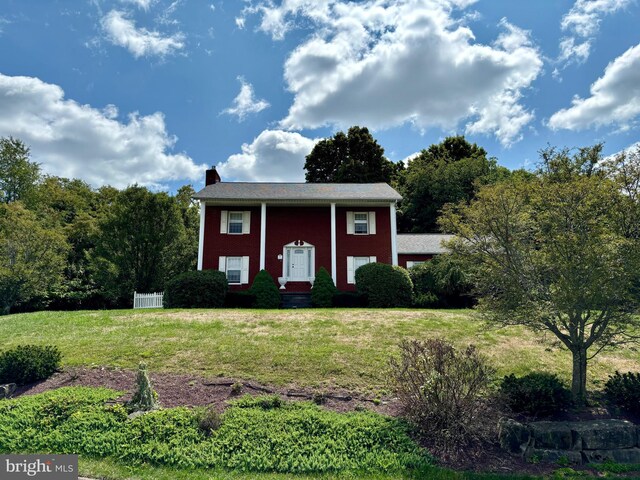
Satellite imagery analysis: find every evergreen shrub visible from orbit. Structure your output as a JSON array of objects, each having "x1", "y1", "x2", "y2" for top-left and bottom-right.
[
  {"x1": 249, "y1": 270, "x2": 280, "y2": 309},
  {"x1": 0, "y1": 345, "x2": 61, "y2": 385},
  {"x1": 355, "y1": 263, "x2": 412, "y2": 307},
  {"x1": 311, "y1": 267, "x2": 336, "y2": 307},
  {"x1": 164, "y1": 270, "x2": 227, "y2": 308}
]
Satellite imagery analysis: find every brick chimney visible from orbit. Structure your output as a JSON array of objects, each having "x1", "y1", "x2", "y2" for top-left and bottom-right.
[{"x1": 205, "y1": 166, "x2": 221, "y2": 186}]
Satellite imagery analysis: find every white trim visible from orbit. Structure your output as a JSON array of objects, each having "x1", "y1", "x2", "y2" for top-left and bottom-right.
[
  {"x1": 347, "y1": 256, "x2": 355, "y2": 284},
  {"x1": 281, "y1": 241, "x2": 315, "y2": 283},
  {"x1": 220, "y1": 210, "x2": 228, "y2": 234},
  {"x1": 369, "y1": 211, "x2": 376, "y2": 235},
  {"x1": 218, "y1": 256, "x2": 226, "y2": 272},
  {"x1": 260, "y1": 202, "x2": 266, "y2": 270},
  {"x1": 242, "y1": 211, "x2": 251, "y2": 234},
  {"x1": 330, "y1": 203, "x2": 337, "y2": 285},
  {"x1": 198, "y1": 201, "x2": 205, "y2": 270},
  {"x1": 241, "y1": 256, "x2": 250, "y2": 284},
  {"x1": 390, "y1": 202, "x2": 398, "y2": 266},
  {"x1": 346, "y1": 211, "x2": 354, "y2": 235}
]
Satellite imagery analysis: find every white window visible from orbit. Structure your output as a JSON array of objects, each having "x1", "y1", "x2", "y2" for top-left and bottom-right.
[
  {"x1": 346, "y1": 211, "x2": 376, "y2": 235},
  {"x1": 346, "y1": 255, "x2": 377, "y2": 284},
  {"x1": 406, "y1": 261, "x2": 425, "y2": 269},
  {"x1": 220, "y1": 210, "x2": 251, "y2": 234},
  {"x1": 218, "y1": 256, "x2": 250, "y2": 284},
  {"x1": 354, "y1": 213, "x2": 368, "y2": 234}
]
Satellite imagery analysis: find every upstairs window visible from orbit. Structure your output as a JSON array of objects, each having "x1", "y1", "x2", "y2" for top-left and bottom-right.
[
  {"x1": 220, "y1": 210, "x2": 250, "y2": 234},
  {"x1": 346, "y1": 211, "x2": 376, "y2": 235}
]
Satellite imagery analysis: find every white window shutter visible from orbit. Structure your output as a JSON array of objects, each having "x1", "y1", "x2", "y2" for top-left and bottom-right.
[
  {"x1": 242, "y1": 211, "x2": 251, "y2": 234},
  {"x1": 346, "y1": 211, "x2": 354, "y2": 234},
  {"x1": 369, "y1": 211, "x2": 376, "y2": 234},
  {"x1": 347, "y1": 256, "x2": 355, "y2": 284},
  {"x1": 218, "y1": 256, "x2": 226, "y2": 272},
  {"x1": 220, "y1": 210, "x2": 228, "y2": 234},
  {"x1": 241, "y1": 256, "x2": 250, "y2": 284},
  {"x1": 370, "y1": 256, "x2": 377, "y2": 263}
]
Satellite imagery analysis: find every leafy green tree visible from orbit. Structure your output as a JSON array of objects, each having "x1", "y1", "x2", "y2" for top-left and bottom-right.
[
  {"x1": 0, "y1": 137, "x2": 41, "y2": 205},
  {"x1": 440, "y1": 145, "x2": 640, "y2": 405},
  {"x1": 304, "y1": 126, "x2": 400, "y2": 183},
  {"x1": 398, "y1": 136, "x2": 511, "y2": 233},
  {"x1": 93, "y1": 186, "x2": 188, "y2": 306},
  {"x1": 0, "y1": 203, "x2": 68, "y2": 314}
]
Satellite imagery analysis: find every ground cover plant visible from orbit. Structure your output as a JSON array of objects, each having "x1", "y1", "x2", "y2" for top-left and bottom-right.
[
  {"x1": 0, "y1": 387, "x2": 432, "y2": 475},
  {"x1": 1, "y1": 309, "x2": 637, "y2": 394}
]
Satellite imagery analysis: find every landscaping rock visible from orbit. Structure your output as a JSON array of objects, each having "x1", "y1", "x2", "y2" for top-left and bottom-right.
[
  {"x1": 530, "y1": 421, "x2": 574, "y2": 450},
  {"x1": 571, "y1": 420, "x2": 637, "y2": 450},
  {"x1": 0, "y1": 383, "x2": 16, "y2": 399},
  {"x1": 582, "y1": 448, "x2": 640, "y2": 464},
  {"x1": 498, "y1": 418, "x2": 531, "y2": 454},
  {"x1": 526, "y1": 449, "x2": 582, "y2": 465}
]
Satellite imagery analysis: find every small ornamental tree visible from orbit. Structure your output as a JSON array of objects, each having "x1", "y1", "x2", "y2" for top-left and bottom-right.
[
  {"x1": 127, "y1": 362, "x2": 158, "y2": 412},
  {"x1": 355, "y1": 263, "x2": 413, "y2": 307},
  {"x1": 249, "y1": 270, "x2": 281, "y2": 309},
  {"x1": 311, "y1": 267, "x2": 336, "y2": 307}
]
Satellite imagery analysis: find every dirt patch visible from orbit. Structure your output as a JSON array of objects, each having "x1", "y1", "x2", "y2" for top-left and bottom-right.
[{"x1": 13, "y1": 366, "x2": 400, "y2": 415}]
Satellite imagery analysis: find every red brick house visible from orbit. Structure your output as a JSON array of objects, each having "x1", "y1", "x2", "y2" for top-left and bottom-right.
[{"x1": 194, "y1": 167, "x2": 451, "y2": 293}]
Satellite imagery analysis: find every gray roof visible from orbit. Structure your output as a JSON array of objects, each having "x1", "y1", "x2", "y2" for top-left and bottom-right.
[
  {"x1": 397, "y1": 234, "x2": 455, "y2": 254},
  {"x1": 194, "y1": 182, "x2": 402, "y2": 202}
]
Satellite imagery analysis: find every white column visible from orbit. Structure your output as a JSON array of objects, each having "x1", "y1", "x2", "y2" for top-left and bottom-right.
[
  {"x1": 330, "y1": 203, "x2": 337, "y2": 285},
  {"x1": 260, "y1": 202, "x2": 267, "y2": 271},
  {"x1": 390, "y1": 202, "x2": 398, "y2": 266},
  {"x1": 197, "y1": 201, "x2": 205, "y2": 270}
]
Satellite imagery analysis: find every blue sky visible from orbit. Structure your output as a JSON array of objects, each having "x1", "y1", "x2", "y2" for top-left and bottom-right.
[{"x1": 0, "y1": 0, "x2": 639, "y2": 191}]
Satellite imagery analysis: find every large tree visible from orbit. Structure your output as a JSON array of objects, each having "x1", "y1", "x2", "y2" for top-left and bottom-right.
[
  {"x1": 0, "y1": 137, "x2": 40, "y2": 205},
  {"x1": 304, "y1": 126, "x2": 400, "y2": 183},
  {"x1": 399, "y1": 136, "x2": 511, "y2": 233},
  {"x1": 0, "y1": 203, "x2": 68, "y2": 314},
  {"x1": 440, "y1": 145, "x2": 640, "y2": 405},
  {"x1": 93, "y1": 185, "x2": 191, "y2": 306}
]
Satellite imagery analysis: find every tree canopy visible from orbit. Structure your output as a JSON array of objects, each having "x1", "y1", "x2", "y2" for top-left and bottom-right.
[
  {"x1": 0, "y1": 137, "x2": 40, "y2": 205},
  {"x1": 440, "y1": 144, "x2": 640, "y2": 404},
  {"x1": 398, "y1": 136, "x2": 512, "y2": 233},
  {"x1": 304, "y1": 126, "x2": 400, "y2": 183}
]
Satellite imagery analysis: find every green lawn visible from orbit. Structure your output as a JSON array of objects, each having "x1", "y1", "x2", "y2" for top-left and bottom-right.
[{"x1": 2, "y1": 308, "x2": 638, "y2": 393}]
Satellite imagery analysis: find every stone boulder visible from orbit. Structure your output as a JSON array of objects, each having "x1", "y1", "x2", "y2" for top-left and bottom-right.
[
  {"x1": 530, "y1": 421, "x2": 575, "y2": 450},
  {"x1": 0, "y1": 383, "x2": 16, "y2": 399},
  {"x1": 572, "y1": 420, "x2": 637, "y2": 450},
  {"x1": 498, "y1": 418, "x2": 531, "y2": 454}
]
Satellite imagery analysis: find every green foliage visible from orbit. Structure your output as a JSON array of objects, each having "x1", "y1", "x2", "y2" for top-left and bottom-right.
[
  {"x1": 604, "y1": 371, "x2": 640, "y2": 416},
  {"x1": 311, "y1": 267, "x2": 336, "y2": 307},
  {"x1": 164, "y1": 270, "x2": 228, "y2": 308},
  {"x1": 499, "y1": 373, "x2": 573, "y2": 418},
  {"x1": 398, "y1": 136, "x2": 511, "y2": 233},
  {"x1": 440, "y1": 144, "x2": 640, "y2": 404},
  {"x1": 409, "y1": 255, "x2": 473, "y2": 308},
  {"x1": 127, "y1": 362, "x2": 158, "y2": 412},
  {"x1": 0, "y1": 203, "x2": 69, "y2": 314},
  {"x1": 224, "y1": 291, "x2": 256, "y2": 308},
  {"x1": 196, "y1": 405, "x2": 222, "y2": 435},
  {"x1": 304, "y1": 126, "x2": 401, "y2": 184},
  {"x1": 0, "y1": 387, "x2": 432, "y2": 475},
  {"x1": 355, "y1": 263, "x2": 412, "y2": 308},
  {"x1": 93, "y1": 185, "x2": 195, "y2": 307},
  {"x1": 0, "y1": 344, "x2": 62, "y2": 385},
  {"x1": 249, "y1": 270, "x2": 281, "y2": 309},
  {"x1": 389, "y1": 338, "x2": 495, "y2": 455},
  {"x1": 0, "y1": 137, "x2": 40, "y2": 205},
  {"x1": 230, "y1": 394, "x2": 283, "y2": 410}
]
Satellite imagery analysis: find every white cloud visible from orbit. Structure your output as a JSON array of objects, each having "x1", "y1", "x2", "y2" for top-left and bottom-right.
[
  {"x1": 217, "y1": 130, "x2": 318, "y2": 181},
  {"x1": 558, "y1": 0, "x2": 633, "y2": 65},
  {"x1": 120, "y1": 0, "x2": 155, "y2": 11},
  {"x1": 101, "y1": 10, "x2": 184, "y2": 58},
  {"x1": 548, "y1": 43, "x2": 640, "y2": 131},
  {"x1": 221, "y1": 77, "x2": 270, "y2": 121},
  {"x1": 0, "y1": 73, "x2": 206, "y2": 189},
  {"x1": 250, "y1": 0, "x2": 541, "y2": 146}
]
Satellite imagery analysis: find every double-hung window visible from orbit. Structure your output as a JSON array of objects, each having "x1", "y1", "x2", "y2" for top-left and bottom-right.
[
  {"x1": 346, "y1": 255, "x2": 377, "y2": 284},
  {"x1": 228, "y1": 212, "x2": 244, "y2": 234},
  {"x1": 354, "y1": 213, "x2": 368, "y2": 234},
  {"x1": 226, "y1": 257, "x2": 242, "y2": 284}
]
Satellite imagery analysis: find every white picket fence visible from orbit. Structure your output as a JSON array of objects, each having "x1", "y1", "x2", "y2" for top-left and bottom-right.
[{"x1": 133, "y1": 291, "x2": 164, "y2": 309}]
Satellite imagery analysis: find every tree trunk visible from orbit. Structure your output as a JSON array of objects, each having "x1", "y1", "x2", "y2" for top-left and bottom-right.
[{"x1": 571, "y1": 347, "x2": 588, "y2": 407}]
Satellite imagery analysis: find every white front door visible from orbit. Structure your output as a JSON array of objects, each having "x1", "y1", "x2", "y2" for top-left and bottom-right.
[{"x1": 289, "y1": 248, "x2": 308, "y2": 281}]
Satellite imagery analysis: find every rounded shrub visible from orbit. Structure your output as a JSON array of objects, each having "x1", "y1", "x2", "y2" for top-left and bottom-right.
[
  {"x1": 311, "y1": 267, "x2": 336, "y2": 307},
  {"x1": 499, "y1": 372, "x2": 573, "y2": 418},
  {"x1": 0, "y1": 345, "x2": 62, "y2": 385},
  {"x1": 355, "y1": 263, "x2": 412, "y2": 308},
  {"x1": 604, "y1": 371, "x2": 640, "y2": 417},
  {"x1": 164, "y1": 270, "x2": 228, "y2": 308},
  {"x1": 249, "y1": 270, "x2": 281, "y2": 309}
]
